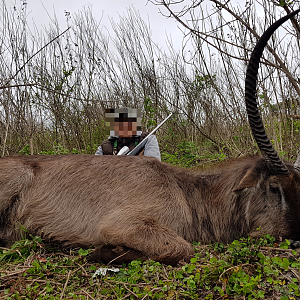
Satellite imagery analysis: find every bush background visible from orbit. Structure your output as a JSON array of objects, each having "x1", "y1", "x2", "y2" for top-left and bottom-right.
[
  {"x1": 1, "y1": 0, "x2": 300, "y2": 166},
  {"x1": 1, "y1": 1, "x2": 300, "y2": 298}
]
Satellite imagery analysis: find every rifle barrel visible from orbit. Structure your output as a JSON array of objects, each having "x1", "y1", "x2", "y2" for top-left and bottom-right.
[{"x1": 127, "y1": 113, "x2": 173, "y2": 156}]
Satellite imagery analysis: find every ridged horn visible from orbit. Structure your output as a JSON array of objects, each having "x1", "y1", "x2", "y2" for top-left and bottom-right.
[
  {"x1": 245, "y1": 9, "x2": 300, "y2": 176},
  {"x1": 294, "y1": 151, "x2": 300, "y2": 172}
]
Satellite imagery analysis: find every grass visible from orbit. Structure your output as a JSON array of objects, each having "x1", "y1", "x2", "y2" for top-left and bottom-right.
[{"x1": 1, "y1": 234, "x2": 300, "y2": 299}]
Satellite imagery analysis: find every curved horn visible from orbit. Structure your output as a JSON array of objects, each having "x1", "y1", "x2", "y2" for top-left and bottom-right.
[
  {"x1": 294, "y1": 152, "x2": 300, "y2": 172},
  {"x1": 245, "y1": 9, "x2": 300, "y2": 176}
]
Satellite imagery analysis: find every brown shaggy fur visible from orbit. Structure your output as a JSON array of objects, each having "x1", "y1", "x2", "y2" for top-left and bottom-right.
[{"x1": 0, "y1": 154, "x2": 300, "y2": 266}]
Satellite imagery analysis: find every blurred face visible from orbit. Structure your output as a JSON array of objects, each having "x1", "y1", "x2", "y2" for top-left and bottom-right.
[
  {"x1": 105, "y1": 108, "x2": 141, "y2": 137},
  {"x1": 114, "y1": 121, "x2": 137, "y2": 137}
]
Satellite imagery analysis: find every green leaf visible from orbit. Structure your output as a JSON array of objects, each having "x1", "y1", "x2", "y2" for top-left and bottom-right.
[
  {"x1": 279, "y1": 242, "x2": 289, "y2": 249},
  {"x1": 281, "y1": 257, "x2": 290, "y2": 269},
  {"x1": 78, "y1": 248, "x2": 89, "y2": 256},
  {"x1": 267, "y1": 277, "x2": 273, "y2": 284},
  {"x1": 257, "y1": 290, "x2": 265, "y2": 298},
  {"x1": 190, "y1": 257, "x2": 197, "y2": 264}
]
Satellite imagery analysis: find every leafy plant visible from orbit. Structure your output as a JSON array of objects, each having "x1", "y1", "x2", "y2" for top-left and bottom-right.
[
  {"x1": 1, "y1": 234, "x2": 299, "y2": 299},
  {"x1": 0, "y1": 231, "x2": 42, "y2": 263},
  {"x1": 18, "y1": 144, "x2": 31, "y2": 155},
  {"x1": 143, "y1": 96, "x2": 157, "y2": 129}
]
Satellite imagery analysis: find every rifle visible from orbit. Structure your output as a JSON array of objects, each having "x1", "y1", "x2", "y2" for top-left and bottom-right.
[{"x1": 117, "y1": 113, "x2": 173, "y2": 156}]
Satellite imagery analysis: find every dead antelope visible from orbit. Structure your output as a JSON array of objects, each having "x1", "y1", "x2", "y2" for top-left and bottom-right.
[{"x1": 1, "y1": 10, "x2": 300, "y2": 266}]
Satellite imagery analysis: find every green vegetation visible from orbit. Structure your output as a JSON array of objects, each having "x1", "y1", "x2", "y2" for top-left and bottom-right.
[
  {"x1": 19, "y1": 143, "x2": 100, "y2": 156},
  {"x1": 2, "y1": 0, "x2": 300, "y2": 162},
  {"x1": 161, "y1": 140, "x2": 228, "y2": 168},
  {"x1": 1, "y1": 234, "x2": 299, "y2": 299},
  {"x1": 1, "y1": 2, "x2": 300, "y2": 298}
]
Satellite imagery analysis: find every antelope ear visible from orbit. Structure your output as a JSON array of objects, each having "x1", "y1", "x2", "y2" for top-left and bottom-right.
[{"x1": 233, "y1": 168, "x2": 260, "y2": 193}]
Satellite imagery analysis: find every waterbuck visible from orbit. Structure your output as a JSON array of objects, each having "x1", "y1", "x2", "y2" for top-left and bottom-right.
[{"x1": 1, "y1": 10, "x2": 300, "y2": 266}]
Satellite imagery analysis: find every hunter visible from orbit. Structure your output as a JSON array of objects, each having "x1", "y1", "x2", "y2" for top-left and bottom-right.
[{"x1": 95, "y1": 107, "x2": 161, "y2": 160}]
